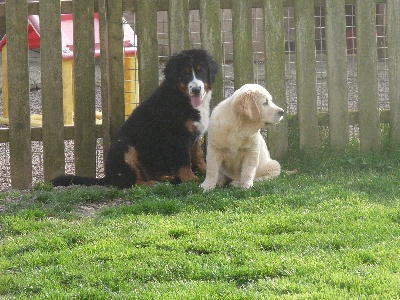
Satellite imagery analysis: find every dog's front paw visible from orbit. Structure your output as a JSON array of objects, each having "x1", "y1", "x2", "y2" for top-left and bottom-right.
[
  {"x1": 200, "y1": 181, "x2": 215, "y2": 192},
  {"x1": 241, "y1": 181, "x2": 253, "y2": 189},
  {"x1": 231, "y1": 180, "x2": 253, "y2": 189},
  {"x1": 177, "y1": 166, "x2": 199, "y2": 182}
]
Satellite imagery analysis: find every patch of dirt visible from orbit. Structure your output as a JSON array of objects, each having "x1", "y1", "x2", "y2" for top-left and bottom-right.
[
  {"x1": 0, "y1": 188, "x2": 132, "y2": 218},
  {"x1": 75, "y1": 199, "x2": 133, "y2": 218}
]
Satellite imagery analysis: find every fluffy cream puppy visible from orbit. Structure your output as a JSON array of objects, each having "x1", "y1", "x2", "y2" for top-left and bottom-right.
[{"x1": 201, "y1": 84, "x2": 284, "y2": 191}]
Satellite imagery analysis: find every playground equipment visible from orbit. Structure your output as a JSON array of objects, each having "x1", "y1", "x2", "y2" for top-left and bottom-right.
[{"x1": 0, "y1": 14, "x2": 138, "y2": 127}]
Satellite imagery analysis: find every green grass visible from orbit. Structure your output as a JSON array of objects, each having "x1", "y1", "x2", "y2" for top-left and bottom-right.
[{"x1": 1, "y1": 149, "x2": 400, "y2": 299}]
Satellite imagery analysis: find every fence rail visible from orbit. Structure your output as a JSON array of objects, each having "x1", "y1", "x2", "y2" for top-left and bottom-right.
[{"x1": 0, "y1": 0, "x2": 399, "y2": 189}]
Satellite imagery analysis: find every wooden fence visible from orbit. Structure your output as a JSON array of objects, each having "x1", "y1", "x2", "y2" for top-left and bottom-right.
[{"x1": 0, "y1": 0, "x2": 399, "y2": 189}]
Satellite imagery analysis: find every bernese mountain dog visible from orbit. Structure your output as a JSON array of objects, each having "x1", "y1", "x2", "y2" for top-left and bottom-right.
[{"x1": 51, "y1": 49, "x2": 218, "y2": 189}]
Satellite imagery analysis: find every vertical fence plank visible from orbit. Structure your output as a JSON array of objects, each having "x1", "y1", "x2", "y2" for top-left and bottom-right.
[
  {"x1": 136, "y1": 0, "x2": 159, "y2": 101},
  {"x1": 387, "y1": 0, "x2": 400, "y2": 148},
  {"x1": 294, "y1": 0, "x2": 319, "y2": 152},
  {"x1": 73, "y1": 0, "x2": 96, "y2": 177},
  {"x1": 232, "y1": 0, "x2": 253, "y2": 90},
  {"x1": 6, "y1": 0, "x2": 32, "y2": 188},
  {"x1": 98, "y1": 0, "x2": 111, "y2": 160},
  {"x1": 40, "y1": 0, "x2": 65, "y2": 181},
  {"x1": 356, "y1": 0, "x2": 381, "y2": 152},
  {"x1": 325, "y1": 0, "x2": 349, "y2": 152},
  {"x1": 168, "y1": 0, "x2": 190, "y2": 55},
  {"x1": 199, "y1": 0, "x2": 224, "y2": 108},
  {"x1": 106, "y1": 0, "x2": 125, "y2": 141},
  {"x1": 263, "y1": 0, "x2": 288, "y2": 159}
]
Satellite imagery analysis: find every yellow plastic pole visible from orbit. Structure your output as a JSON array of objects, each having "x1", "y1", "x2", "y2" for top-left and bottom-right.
[
  {"x1": 124, "y1": 53, "x2": 139, "y2": 118},
  {"x1": 62, "y1": 58, "x2": 74, "y2": 125}
]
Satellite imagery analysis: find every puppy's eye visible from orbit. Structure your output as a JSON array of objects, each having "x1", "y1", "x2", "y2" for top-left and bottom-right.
[
  {"x1": 196, "y1": 64, "x2": 201, "y2": 71},
  {"x1": 263, "y1": 100, "x2": 269, "y2": 106}
]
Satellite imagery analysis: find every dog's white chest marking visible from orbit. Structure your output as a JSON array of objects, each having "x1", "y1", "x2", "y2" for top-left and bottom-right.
[{"x1": 194, "y1": 90, "x2": 212, "y2": 135}]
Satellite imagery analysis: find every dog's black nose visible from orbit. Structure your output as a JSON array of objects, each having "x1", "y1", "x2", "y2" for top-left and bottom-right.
[
  {"x1": 191, "y1": 87, "x2": 201, "y2": 95},
  {"x1": 278, "y1": 109, "x2": 284, "y2": 116}
]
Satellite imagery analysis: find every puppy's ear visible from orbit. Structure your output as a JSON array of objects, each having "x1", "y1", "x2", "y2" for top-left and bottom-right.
[{"x1": 234, "y1": 92, "x2": 260, "y2": 121}]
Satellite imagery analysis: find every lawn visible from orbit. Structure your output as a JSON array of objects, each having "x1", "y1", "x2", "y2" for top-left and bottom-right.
[{"x1": 1, "y1": 149, "x2": 399, "y2": 299}]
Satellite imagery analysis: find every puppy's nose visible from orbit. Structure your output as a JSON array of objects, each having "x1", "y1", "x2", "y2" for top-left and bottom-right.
[
  {"x1": 278, "y1": 109, "x2": 284, "y2": 116},
  {"x1": 191, "y1": 87, "x2": 201, "y2": 95}
]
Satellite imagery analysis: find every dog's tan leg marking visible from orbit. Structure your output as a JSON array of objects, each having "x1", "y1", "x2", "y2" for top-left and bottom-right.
[
  {"x1": 191, "y1": 139, "x2": 206, "y2": 172},
  {"x1": 177, "y1": 165, "x2": 199, "y2": 182},
  {"x1": 185, "y1": 119, "x2": 196, "y2": 133},
  {"x1": 124, "y1": 146, "x2": 158, "y2": 186},
  {"x1": 159, "y1": 175, "x2": 176, "y2": 182},
  {"x1": 137, "y1": 180, "x2": 158, "y2": 186}
]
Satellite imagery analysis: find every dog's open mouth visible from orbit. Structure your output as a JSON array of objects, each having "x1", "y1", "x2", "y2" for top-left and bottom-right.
[
  {"x1": 190, "y1": 95, "x2": 202, "y2": 107},
  {"x1": 188, "y1": 84, "x2": 205, "y2": 108}
]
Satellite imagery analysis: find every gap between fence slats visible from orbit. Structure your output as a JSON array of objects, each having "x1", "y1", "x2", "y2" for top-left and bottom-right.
[
  {"x1": 356, "y1": 0, "x2": 381, "y2": 152},
  {"x1": 232, "y1": 0, "x2": 253, "y2": 90},
  {"x1": 294, "y1": 0, "x2": 320, "y2": 152},
  {"x1": 6, "y1": 0, "x2": 32, "y2": 189},
  {"x1": 40, "y1": 0, "x2": 65, "y2": 182},
  {"x1": 72, "y1": 0, "x2": 97, "y2": 177},
  {"x1": 325, "y1": 0, "x2": 349, "y2": 152},
  {"x1": 98, "y1": 0, "x2": 111, "y2": 161},
  {"x1": 387, "y1": 0, "x2": 400, "y2": 148},
  {"x1": 263, "y1": 0, "x2": 289, "y2": 159}
]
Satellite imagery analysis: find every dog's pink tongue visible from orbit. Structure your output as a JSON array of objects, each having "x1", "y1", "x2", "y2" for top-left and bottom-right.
[{"x1": 191, "y1": 95, "x2": 202, "y2": 108}]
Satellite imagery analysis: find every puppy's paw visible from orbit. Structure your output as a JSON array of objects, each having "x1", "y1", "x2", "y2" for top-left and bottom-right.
[
  {"x1": 177, "y1": 166, "x2": 199, "y2": 182},
  {"x1": 200, "y1": 182, "x2": 215, "y2": 192},
  {"x1": 231, "y1": 180, "x2": 253, "y2": 189},
  {"x1": 241, "y1": 181, "x2": 253, "y2": 189}
]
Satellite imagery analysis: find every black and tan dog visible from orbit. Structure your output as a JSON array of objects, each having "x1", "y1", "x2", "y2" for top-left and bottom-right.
[{"x1": 52, "y1": 49, "x2": 218, "y2": 188}]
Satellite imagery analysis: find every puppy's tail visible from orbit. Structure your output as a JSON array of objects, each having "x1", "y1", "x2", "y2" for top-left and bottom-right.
[{"x1": 51, "y1": 175, "x2": 108, "y2": 187}]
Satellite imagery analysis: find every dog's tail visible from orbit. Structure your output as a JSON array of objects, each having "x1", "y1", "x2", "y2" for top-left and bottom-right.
[{"x1": 50, "y1": 175, "x2": 108, "y2": 187}]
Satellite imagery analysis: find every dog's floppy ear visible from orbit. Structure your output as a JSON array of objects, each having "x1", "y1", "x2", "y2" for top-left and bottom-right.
[
  {"x1": 234, "y1": 92, "x2": 260, "y2": 121},
  {"x1": 163, "y1": 52, "x2": 183, "y2": 86}
]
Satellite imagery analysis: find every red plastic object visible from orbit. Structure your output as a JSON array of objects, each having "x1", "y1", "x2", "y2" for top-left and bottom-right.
[{"x1": 0, "y1": 13, "x2": 137, "y2": 59}]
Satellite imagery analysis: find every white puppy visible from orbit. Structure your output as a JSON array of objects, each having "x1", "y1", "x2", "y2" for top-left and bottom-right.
[{"x1": 200, "y1": 84, "x2": 284, "y2": 191}]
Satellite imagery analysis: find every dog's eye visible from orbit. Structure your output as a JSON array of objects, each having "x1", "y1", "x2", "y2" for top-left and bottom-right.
[
  {"x1": 263, "y1": 100, "x2": 269, "y2": 106},
  {"x1": 196, "y1": 65, "x2": 201, "y2": 71}
]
